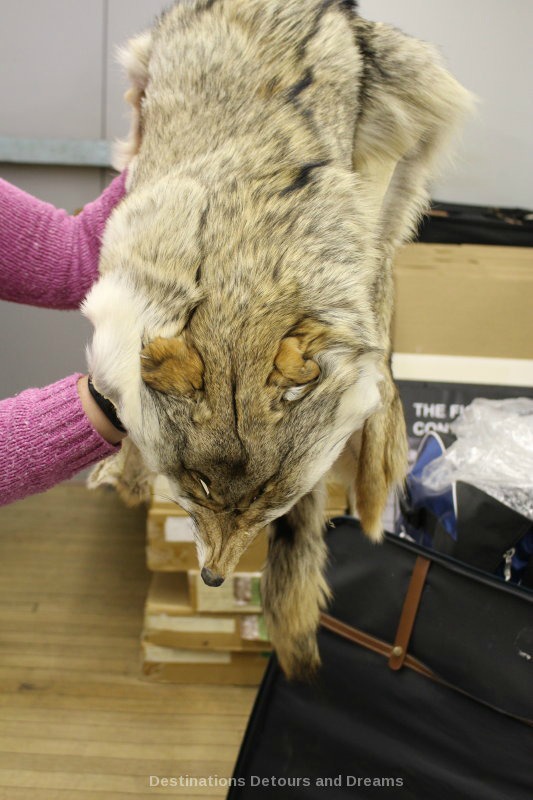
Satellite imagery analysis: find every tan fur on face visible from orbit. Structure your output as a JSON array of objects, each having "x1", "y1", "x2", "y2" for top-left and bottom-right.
[{"x1": 140, "y1": 335, "x2": 204, "y2": 396}]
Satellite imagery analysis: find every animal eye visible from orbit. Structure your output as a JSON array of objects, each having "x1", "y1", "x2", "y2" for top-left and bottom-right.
[
  {"x1": 188, "y1": 469, "x2": 212, "y2": 498},
  {"x1": 251, "y1": 480, "x2": 272, "y2": 504},
  {"x1": 196, "y1": 477, "x2": 210, "y2": 497}
]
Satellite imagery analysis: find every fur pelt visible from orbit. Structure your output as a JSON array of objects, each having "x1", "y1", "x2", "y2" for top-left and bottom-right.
[{"x1": 84, "y1": 0, "x2": 473, "y2": 679}]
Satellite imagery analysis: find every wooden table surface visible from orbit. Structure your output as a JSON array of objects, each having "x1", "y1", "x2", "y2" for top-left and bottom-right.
[{"x1": 0, "y1": 483, "x2": 257, "y2": 799}]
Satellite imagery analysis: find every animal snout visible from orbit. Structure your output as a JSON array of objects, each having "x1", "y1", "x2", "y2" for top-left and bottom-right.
[{"x1": 201, "y1": 566, "x2": 225, "y2": 587}]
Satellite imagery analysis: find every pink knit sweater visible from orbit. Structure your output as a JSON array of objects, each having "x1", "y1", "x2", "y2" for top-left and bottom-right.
[{"x1": 0, "y1": 173, "x2": 127, "y2": 506}]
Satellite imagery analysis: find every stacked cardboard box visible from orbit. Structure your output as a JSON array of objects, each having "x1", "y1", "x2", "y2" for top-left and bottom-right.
[
  {"x1": 142, "y1": 571, "x2": 269, "y2": 685},
  {"x1": 391, "y1": 242, "x2": 533, "y2": 442},
  {"x1": 392, "y1": 243, "x2": 533, "y2": 360},
  {"x1": 142, "y1": 476, "x2": 348, "y2": 684}
]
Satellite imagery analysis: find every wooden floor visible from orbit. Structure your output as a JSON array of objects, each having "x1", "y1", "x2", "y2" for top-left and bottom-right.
[{"x1": 0, "y1": 484, "x2": 258, "y2": 799}]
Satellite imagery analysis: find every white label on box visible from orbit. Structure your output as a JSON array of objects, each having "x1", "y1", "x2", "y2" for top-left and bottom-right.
[
  {"x1": 145, "y1": 614, "x2": 236, "y2": 634},
  {"x1": 240, "y1": 615, "x2": 269, "y2": 641},
  {"x1": 190, "y1": 570, "x2": 263, "y2": 612},
  {"x1": 143, "y1": 643, "x2": 231, "y2": 664},
  {"x1": 164, "y1": 516, "x2": 196, "y2": 543},
  {"x1": 393, "y1": 353, "x2": 533, "y2": 387}
]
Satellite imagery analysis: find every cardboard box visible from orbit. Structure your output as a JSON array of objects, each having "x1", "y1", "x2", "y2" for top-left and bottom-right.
[
  {"x1": 393, "y1": 243, "x2": 533, "y2": 359},
  {"x1": 189, "y1": 570, "x2": 262, "y2": 614},
  {"x1": 391, "y1": 243, "x2": 533, "y2": 452},
  {"x1": 142, "y1": 572, "x2": 270, "y2": 653},
  {"x1": 141, "y1": 643, "x2": 269, "y2": 685},
  {"x1": 386, "y1": 242, "x2": 533, "y2": 530},
  {"x1": 239, "y1": 615, "x2": 269, "y2": 642}
]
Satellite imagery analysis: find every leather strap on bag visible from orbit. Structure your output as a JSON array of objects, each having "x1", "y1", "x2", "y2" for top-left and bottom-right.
[
  {"x1": 388, "y1": 555, "x2": 431, "y2": 670},
  {"x1": 320, "y1": 612, "x2": 435, "y2": 680},
  {"x1": 319, "y1": 611, "x2": 533, "y2": 727}
]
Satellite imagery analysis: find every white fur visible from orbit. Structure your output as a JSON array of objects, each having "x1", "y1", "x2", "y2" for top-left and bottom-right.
[
  {"x1": 82, "y1": 273, "x2": 178, "y2": 440},
  {"x1": 82, "y1": 275, "x2": 144, "y2": 427},
  {"x1": 303, "y1": 355, "x2": 382, "y2": 493},
  {"x1": 194, "y1": 536, "x2": 207, "y2": 569},
  {"x1": 283, "y1": 384, "x2": 316, "y2": 402}
]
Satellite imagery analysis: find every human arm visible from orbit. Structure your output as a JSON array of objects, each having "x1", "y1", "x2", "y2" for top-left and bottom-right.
[
  {"x1": 0, "y1": 172, "x2": 127, "y2": 310},
  {"x1": 0, "y1": 373, "x2": 126, "y2": 507}
]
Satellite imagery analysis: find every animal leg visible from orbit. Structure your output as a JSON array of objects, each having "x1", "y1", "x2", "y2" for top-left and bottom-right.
[
  {"x1": 261, "y1": 481, "x2": 331, "y2": 680},
  {"x1": 354, "y1": 368, "x2": 407, "y2": 541}
]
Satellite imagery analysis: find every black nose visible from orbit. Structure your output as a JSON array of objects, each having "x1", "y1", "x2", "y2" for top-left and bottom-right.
[{"x1": 201, "y1": 567, "x2": 225, "y2": 587}]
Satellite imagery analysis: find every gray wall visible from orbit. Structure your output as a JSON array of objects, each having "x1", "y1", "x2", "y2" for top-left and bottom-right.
[
  {"x1": 360, "y1": 0, "x2": 533, "y2": 208},
  {"x1": 1, "y1": 0, "x2": 532, "y2": 399},
  {"x1": 0, "y1": 0, "x2": 166, "y2": 397}
]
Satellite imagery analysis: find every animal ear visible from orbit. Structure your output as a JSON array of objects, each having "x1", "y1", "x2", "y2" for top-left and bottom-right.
[
  {"x1": 140, "y1": 335, "x2": 204, "y2": 397},
  {"x1": 268, "y1": 319, "x2": 329, "y2": 399},
  {"x1": 112, "y1": 30, "x2": 153, "y2": 170}
]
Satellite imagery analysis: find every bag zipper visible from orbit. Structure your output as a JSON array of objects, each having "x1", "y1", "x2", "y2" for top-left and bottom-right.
[{"x1": 503, "y1": 547, "x2": 516, "y2": 582}]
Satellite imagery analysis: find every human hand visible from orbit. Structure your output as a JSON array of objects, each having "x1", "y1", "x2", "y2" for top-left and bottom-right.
[{"x1": 77, "y1": 375, "x2": 127, "y2": 445}]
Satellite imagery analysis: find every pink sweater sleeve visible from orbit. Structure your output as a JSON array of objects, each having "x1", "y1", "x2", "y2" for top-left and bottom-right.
[
  {"x1": 0, "y1": 171, "x2": 127, "y2": 309},
  {"x1": 0, "y1": 374, "x2": 119, "y2": 507},
  {"x1": 0, "y1": 175, "x2": 127, "y2": 506}
]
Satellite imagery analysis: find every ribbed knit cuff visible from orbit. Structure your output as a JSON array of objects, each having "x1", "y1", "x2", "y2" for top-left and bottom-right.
[
  {"x1": 0, "y1": 171, "x2": 127, "y2": 310},
  {"x1": 0, "y1": 373, "x2": 120, "y2": 507}
]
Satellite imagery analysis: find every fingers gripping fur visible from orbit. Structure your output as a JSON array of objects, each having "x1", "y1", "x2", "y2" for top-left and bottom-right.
[
  {"x1": 262, "y1": 482, "x2": 331, "y2": 680},
  {"x1": 355, "y1": 376, "x2": 407, "y2": 542}
]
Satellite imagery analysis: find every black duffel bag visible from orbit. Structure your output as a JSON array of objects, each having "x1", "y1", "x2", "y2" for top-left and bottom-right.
[
  {"x1": 228, "y1": 519, "x2": 532, "y2": 799},
  {"x1": 416, "y1": 201, "x2": 533, "y2": 246}
]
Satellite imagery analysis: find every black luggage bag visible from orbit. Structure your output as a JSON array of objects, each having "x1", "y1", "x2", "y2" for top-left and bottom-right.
[
  {"x1": 416, "y1": 201, "x2": 533, "y2": 246},
  {"x1": 228, "y1": 519, "x2": 532, "y2": 799}
]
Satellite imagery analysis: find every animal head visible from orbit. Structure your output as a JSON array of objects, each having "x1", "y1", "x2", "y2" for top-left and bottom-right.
[
  {"x1": 83, "y1": 175, "x2": 383, "y2": 581},
  {"x1": 138, "y1": 320, "x2": 382, "y2": 584},
  {"x1": 84, "y1": 283, "x2": 382, "y2": 582}
]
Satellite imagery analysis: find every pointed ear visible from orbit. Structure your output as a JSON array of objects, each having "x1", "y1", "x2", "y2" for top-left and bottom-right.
[
  {"x1": 140, "y1": 335, "x2": 204, "y2": 397},
  {"x1": 268, "y1": 319, "x2": 329, "y2": 398}
]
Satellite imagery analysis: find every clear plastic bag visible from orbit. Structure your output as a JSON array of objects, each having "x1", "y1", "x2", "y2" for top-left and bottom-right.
[{"x1": 420, "y1": 398, "x2": 533, "y2": 520}]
